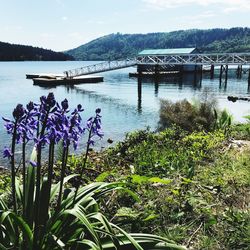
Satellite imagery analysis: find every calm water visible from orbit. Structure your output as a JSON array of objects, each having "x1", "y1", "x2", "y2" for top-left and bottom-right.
[{"x1": 0, "y1": 61, "x2": 250, "y2": 164}]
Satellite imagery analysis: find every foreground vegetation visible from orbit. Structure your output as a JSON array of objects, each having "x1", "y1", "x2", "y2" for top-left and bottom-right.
[
  {"x1": 0, "y1": 94, "x2": 184, "y2": 250},
  {"x1": 66, "y1": 126, "x2": 250, "y2": 249},
  {"x1": 64, "y1": 98, "x2": 249, "y2": 249},
  {"x1": 0, "y1": 96, "x2": 249, "y2": 249}
]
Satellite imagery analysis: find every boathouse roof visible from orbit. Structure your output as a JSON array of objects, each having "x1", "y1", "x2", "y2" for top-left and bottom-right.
[{"x1": 138, "y1": 48, "x2": 196, "y2": 55}]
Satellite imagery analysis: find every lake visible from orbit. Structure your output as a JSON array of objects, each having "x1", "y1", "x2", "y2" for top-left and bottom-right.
[{"x1": 0, "y1": 61, "x2": 250, "y2": 165}]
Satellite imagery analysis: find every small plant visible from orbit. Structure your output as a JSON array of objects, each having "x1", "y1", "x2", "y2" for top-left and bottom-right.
[
  {"x1": 0, "y1": 93, "x2": 185, "y2": 250},
  {"x1": 158, "y1": 98, "x2": 217, "y2": 132}
]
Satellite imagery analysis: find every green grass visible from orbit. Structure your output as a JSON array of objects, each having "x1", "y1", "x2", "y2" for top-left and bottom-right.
[
  {"x1": 80, "y1": 127, "x2": 250, "y2": 250},
  {"x1": 1, "y1": 126, "x2": 249, "y2": 249}
]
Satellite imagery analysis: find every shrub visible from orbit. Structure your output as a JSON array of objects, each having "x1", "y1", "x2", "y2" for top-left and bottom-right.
[{"x1": 158, "y1": 98, "x2": 218, "y2": 132}]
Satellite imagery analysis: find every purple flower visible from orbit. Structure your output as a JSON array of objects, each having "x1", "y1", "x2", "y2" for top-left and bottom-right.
[
  {"x1": 3, "y1": 147, "x2": 12, "y2": 159},
  {"x1": 46, "y1": 93, "x2": 56, "y2": 108},
  {"x1": 12, "y1": 104, "x2": 25, "y2": 120},
  {"x1": 61, "y1": 99, "x2": 69, "y2": 110},
  {"x1": 3, "y1": 94, "x2": 103, "y2": 156},
  {"x1": 95, "y1": 108, "x2": 101, "y2": 114},
  {"x1": 30, "y1": 161, "x2": 37, "y2": 167},
  {"x1": 77, "y1": 104, "x2": 84, "y2": 112},
  {"x1": 26, "y1": 101, "x2": 34, "y2": 112}
]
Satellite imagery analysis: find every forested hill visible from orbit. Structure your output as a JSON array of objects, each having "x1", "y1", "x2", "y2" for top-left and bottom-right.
[
  {"x1": 0, "y1": 41, "x2": 73, "y2": 61},
  {"x1": 66, "y1": 27, "x2": 250, "y2": 60}
]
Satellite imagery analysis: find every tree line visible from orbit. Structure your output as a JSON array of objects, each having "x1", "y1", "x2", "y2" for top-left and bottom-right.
[
  {"x1": 0, "y1": 41, "x2": 73, "y2": 61},
  {"x1": 66, "y1": 27, "x2": 250, "y2": 60}
]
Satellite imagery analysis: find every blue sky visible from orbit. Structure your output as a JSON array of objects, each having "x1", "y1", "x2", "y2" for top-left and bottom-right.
[{"x1": 0, "y1": 0, "x2": 249, "y2": 51}]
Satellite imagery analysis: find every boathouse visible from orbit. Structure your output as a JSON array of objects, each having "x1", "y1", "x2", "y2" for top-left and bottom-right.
[{"x1": 137, "y1": 48, "x2": 200, "y2": 73}]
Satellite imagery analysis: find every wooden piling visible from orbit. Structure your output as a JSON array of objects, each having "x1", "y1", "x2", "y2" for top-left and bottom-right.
[
  {"x1": 248, "y1": 68, "x2": 250, "y2": 90},
  {"x1": 237, "y1": 65, "x2": 243, "y2": 79},
  {"x1": 154, "y1": 78, "x2": 159, "y2": 97},
  {"x1": 225, "y1": 65, "x2": 228, "y2": 85},
  {"x1": 137, "y1": 77, "x2": 142, "y2": 112},
  {"x1": 137, "y1": 65, "x2": 142, "y2": 76},
  {"x1": 194, "y1": 65, "x2": 198, "y2": 85},
  {"x1": 210, "y1": 65, "x2": 214, "y2": 79},
  {"x1": 219, "y1": 65, "x2": 223, "y2": 86}
]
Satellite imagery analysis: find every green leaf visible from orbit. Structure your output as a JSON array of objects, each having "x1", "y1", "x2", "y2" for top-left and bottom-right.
[
  {"x1": 95, "y1": 172, "x2": 113, "y2": 182},
  {"x1": 130, "y1": 175, "x2": 149, "y2": 184},
  {"x1": 15, "y1": 177, "x2": 23, "y2": 203},
  {"x1": 25, "y1": 165, "x2": 35, "y2": 227},
  {"x1": 115, "y1": 207, "x2": 140, "y2": 219},
  {"x1": 1, "y1": 211, "x2": 33, "y2": 249},
  {"x1": 143, "y1": 214, "x2": 159, "y2": 222},
  {"x1": 50, "y1": 174, "x2": 78, "y2": 203},
  {"x1": 65, "y1": 204, "x2": 102, "y2": 248},
  {"x1": 76, "y1": 239, "x2": 101, "y2": 250},
  {"x1": 148, "y1": 177, "x2": 172, "y2": 185}
]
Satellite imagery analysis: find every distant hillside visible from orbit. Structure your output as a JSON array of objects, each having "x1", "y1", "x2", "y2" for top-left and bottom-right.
[
  {"x1": 66, "y1": 27, "x2": 250, "y2": 60},
  {"x1": 0, "y1": 41, "x2": 73, "y2": 61}
]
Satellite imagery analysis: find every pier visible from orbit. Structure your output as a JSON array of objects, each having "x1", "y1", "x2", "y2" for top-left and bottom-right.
[
  {"x1": 27, "y1": 51, "x2": 250, "y2": 86},
  {"x1": 63, "y1": 52, "x2": 250, "y2": 85}
]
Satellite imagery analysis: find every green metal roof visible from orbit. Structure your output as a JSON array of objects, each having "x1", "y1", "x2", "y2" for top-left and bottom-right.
[{"x1": 138, "y1": 48, "x2": 196, "y2": 55}]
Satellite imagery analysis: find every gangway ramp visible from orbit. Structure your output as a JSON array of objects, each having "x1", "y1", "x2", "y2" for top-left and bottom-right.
[{"x1": 64, "y1": 58, "x2": 136, "y2": 78}]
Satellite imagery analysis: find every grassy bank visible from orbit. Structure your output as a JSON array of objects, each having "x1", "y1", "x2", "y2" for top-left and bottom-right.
[{"x1": 62, "y1": 124, "x2": 250, "y2": 250}]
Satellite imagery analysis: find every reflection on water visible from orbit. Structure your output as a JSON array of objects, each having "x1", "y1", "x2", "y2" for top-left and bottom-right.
[{"x1": 0, "y1": 61, "x2": 250, "y2": 164}]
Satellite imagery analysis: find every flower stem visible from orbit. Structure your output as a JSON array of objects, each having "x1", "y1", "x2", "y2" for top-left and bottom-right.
[
  {"x1": 10, "y1": 121, "x2": 18, "y2": 214},
  {"x1": 72, "y1": 120, "x2": 93, "y2": 206},
  {"x1": 33, "y1": 111, "x2": 49, "y2": 250},
  {"x1": 22, "y1": 137, "x2": 26, "y2": 218},
  {"x1": 56, "y1": 144, "x2": 69, "y2": 212}
]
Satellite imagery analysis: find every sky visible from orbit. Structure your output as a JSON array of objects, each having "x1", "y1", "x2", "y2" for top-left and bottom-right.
[{"x1": 0, "y1": 0, "x2": 249, "y2": 51}]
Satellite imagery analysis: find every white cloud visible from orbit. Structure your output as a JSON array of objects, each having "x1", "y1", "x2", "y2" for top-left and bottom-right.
[
  {"x1": 186, "y1": 11, "x2": 216, "y2": 20},
  {"x1": 142, "y1": 0, "x2": 250, "y2": 11},
  {"x1": 62, "y1": 16, "x2": 68, "y2": 21}
]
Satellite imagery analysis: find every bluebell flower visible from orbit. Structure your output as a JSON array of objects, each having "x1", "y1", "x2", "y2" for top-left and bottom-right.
[
  {"x1": 3, "y1": 147, "x2": 12, "y2": 159},
  {"x1": 95, "y1": 108, "x2": 101, "y2": 114},
  {"x1": 61, "y1": 99, "x2": 69, "y2": 111},
  {"x1": 30, "y1": 160, "x2": 37, "y2": 167},
  {"x1": 12, "y1": 104, "x2": 25, "y2": 120},
  {"x1": 26, "y1": 101, "x2": 34, "y2": 112}
]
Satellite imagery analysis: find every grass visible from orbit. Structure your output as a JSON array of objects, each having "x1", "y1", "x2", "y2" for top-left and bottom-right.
[
  {"x1": 1, "y1": 124, "x2": 249, "y2": 249},
  {"x1": 76, "y1": 126, "x2": 250, "y2": 250}
]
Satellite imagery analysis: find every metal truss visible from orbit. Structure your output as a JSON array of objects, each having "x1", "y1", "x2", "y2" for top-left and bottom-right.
[
  {"x1": 136, "y1": 53, "x2": 250, "y2": 66},
  {"x1": 64, "y1": 58, "x2": 136, "y2": 78},
  {"x1": 64, "y1": 53, "x2": 250, "y2": 78}
]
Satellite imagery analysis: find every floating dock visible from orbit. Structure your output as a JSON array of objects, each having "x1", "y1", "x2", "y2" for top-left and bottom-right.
[
  {"x1": 26, "y1": 74, "x2": 103, "y2": 86},
  {"x1": 129, "y1": 71, "x2": 180, "y2": 77}
]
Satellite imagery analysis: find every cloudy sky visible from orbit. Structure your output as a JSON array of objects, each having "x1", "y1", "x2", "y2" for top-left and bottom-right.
[{"x1": 0, "y1": 0, "x2": 249, "y2": 51}]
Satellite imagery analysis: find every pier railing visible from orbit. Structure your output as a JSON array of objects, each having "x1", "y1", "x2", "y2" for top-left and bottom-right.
[
  {"x1": 136, "y1": 53, "x2": 250, "y2": 66},
  {"x1": 64, "y1": 53, "x2": 250, "y2": 78},
  {"x1": 64, "y1": 58, "x2": 137, "y2": 78}
]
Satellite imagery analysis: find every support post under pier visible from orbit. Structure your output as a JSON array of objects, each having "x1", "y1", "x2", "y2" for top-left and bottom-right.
[
  {"x1": 237, "y1": 65, "x2": 242, "y2": 78},
  {"x1": 248, "y1": 68, "x2": 250, "y2": 88},
  {"x1": 137, "y1": 77, "x2": 142, "y2": 113},
  {"x1": 225, "y1": 65, "x2": 228, "y2": 86},
  {"x1": 210, "y1": 65, "x2": 214, "y2": 79},
  {"x1": 219, "y1": 65, "x2": 223, "y2": 86}
]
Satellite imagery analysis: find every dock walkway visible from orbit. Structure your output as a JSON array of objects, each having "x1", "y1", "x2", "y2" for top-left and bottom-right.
[{"x1": 63, "y1": 53, "x2": 250, "y2": 80}]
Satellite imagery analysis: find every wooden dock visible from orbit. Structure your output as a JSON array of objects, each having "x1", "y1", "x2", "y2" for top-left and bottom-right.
[
  {"x1": 26, "y1": 74, "x2": 103, "y2": 86},
  {"x1": 129, "y1": 71, "x2": 180, "y2": 77}
]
